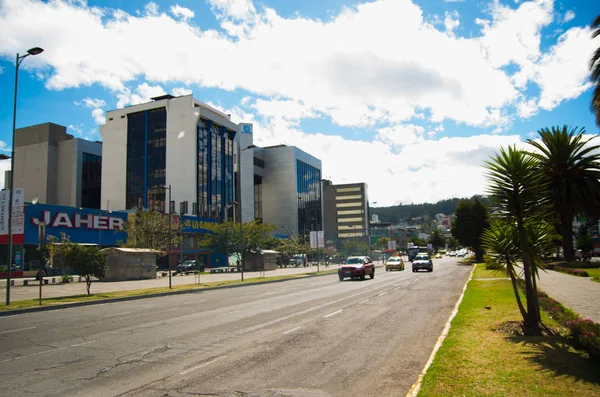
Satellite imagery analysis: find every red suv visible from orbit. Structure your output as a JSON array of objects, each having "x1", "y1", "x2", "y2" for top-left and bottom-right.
[{"x1": 339, "y1": 256, "x2": 375, "y2": 281}]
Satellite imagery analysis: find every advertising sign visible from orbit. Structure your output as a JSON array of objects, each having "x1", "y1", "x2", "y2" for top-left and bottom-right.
[
  {"x1": 0, "y1": 190, "x2": 8, "y2": 236},
  {"x1": 388, "y1": 240, "x2": 397, "y2": 250},
  {"x1": 24, "y1": 204, "x2": 128, "y2": 245},
  {"x1": 309, "y1": 231, "x2": 324, "y2": 248},
  {"x1": 11, "y1": 188, "x2": 25, "y2": 234}
]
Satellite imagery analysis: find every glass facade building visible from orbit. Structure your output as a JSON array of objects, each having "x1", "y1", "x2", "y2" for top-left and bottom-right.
[
  {"x1": 197, "y1": 119, "x2": 234, "y2": 220},
  {"x1": 80, "y1": 152, "x2": 102, "y2": 209},
  {"x1": 297, "y1": 159, "x2": 322, "y2": 241}
]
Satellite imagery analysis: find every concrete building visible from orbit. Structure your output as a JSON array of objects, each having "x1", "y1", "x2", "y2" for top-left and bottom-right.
[
  {"x1": 254, "y1": 145, "x2": 322, "y2": 240},
  {"x1": 11, "y1": 122, "x2": 102, "y2": 208},
  {"x1": 322, "y1": 181, "x2": 369, "y2": 249}
]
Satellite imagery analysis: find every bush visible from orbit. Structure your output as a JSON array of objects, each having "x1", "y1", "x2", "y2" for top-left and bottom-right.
[
  {"x1": 61, "y1": 275, "x2": 73, "y2": 283},
  {"x1": 538, "y1": 290, "x2": 600, "y2": 362},
  {"x1": 554, "y1": 266, "x2": 589, "y2": 277},
  {"x1": 562, "y1": 261, "x2": 600, "y2": 269}
]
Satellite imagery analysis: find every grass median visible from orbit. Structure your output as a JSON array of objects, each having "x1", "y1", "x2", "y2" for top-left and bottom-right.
[
  {"x1": 0, "y1": 269, "x2": 340, "y2": 313},
  {"x1": 418, "y1": 263, "x2": 600, "y2": 397}
]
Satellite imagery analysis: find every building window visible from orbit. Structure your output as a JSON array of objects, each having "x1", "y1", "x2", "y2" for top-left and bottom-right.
[
  {"x1": 336, "y1": 195, "x2": 362, "y2": 201},
  {"x1": 81, "y1": 152, "x2": 101, "y2": 209},
  {"x1": 296, "y1": 160, "x2": 321, "y2": 240},
  {"x1": 337, "y1": 209, "x2": 363, "y2": 215},
  {"x1": 336, "y1": 187, "x2": 361, "y2": 193},
  {"x1": 146, "y1": 108, "x2": 167, "y2": 209},
  {"x1": 336, "y1": 202, "x2": 362, "y2": 208},
  {"x1": 254, "y1": 157, "x2": 265, "y2": 168},
  {"x1": 338, "y1": 232, "x2": 364, "y2": 238},
  {"x1": 338, "y1": 217, "x2": 363, "y2": 223},
  {"x1": 126, "y1": 111, "x2": 146, "y2": 209},
  {"x1": 254, "y1": 175, "x2": 262, "y2": 221},
  {"x1": 337, "y1": 224, "x2": 363, "y2": 230}
]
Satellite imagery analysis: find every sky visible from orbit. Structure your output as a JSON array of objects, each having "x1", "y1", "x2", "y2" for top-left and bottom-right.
[{"x1": 0, "y1": 0, "x2": 599, "y2": 208}]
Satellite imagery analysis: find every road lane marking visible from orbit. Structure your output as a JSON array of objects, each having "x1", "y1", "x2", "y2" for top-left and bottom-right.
[
  {"x1": 0, "y1": 326, "x2": 36, "y2": 335},
  {"x1": 105, "y1": 311, "x2": 134, "y2": 318},
  {"x1": 183, "y1": 300, "x2": 207, "y2": 305},
  {"x1": 180, "y1": 356, "x2": 227, "y2": 375},
  {"x1": 323, "y1": 309, "x2": 342, "y2": 318},
  {"x1": 377, "y1": 292, "x2": 387, "y2": 297},
  {"x1": 283, "y1": 326, "x2": 302, "y2": 334},
  {"x1": 0, "y1": 340, "x2": 96, "y2": 363}
]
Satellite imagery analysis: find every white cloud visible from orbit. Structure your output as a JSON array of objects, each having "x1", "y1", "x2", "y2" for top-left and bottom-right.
[
  {"x1": 68, "y1": 124, "x2": 84, "y2": 136},
  {"x1": 91, "y1": 108, "x2": 105, "y2": 124},
  {"x1": 0, "y1": 158, "x2": 10, "y2": 190},
  {"x1": 145, "y1": 2, "x2": 159, "y2": 17},
  {"x1": 208, "y1": 0, "x2": 256, "y2": 20},
  {"x1": 444, "y1": 11, "x2": 460, "y2": 37},
  {"x1": 535, "y1": 26, "x2": 599, "y2": 110},
  {"x1": 116, "y1": 83, "x2": 166, "y2": 108},
  {"x1": 172, "y1": 87, "x2": 193, "y2": 97},
  {"x1": 563, "y1": 10, "x2": 575, "y2": 23},
  {"x1": 170, "y1": 5, "x2": 194, "y2": 20},
  {"x1": 80, "y1": 98, "x2": 106, "y2": 109},
  {"x1": 517, "y1": 98, "x2": 538, "y2": 118}
]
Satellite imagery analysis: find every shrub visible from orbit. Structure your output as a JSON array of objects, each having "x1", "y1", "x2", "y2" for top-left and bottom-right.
[
  {"x1": 61, "y1": 275, "x2": 73, "y2": 283},
  {"x1": 537, "y1": 290, "x2": 600, "y2": 362},
  {"x1": 554, "y1": 266, "x2": 589, "y2": 277}
]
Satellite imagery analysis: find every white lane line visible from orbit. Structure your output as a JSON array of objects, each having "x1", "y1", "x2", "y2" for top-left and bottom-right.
[
  {"x1": 283, "y1": 326, "x2": 302, "y2": 335},
  {"x1": 377, "y1": 292, "x2": 387, "y2": 297},
  {"x1": 0, "y1": 326, "x2": 36, "y2": 335},
  {"x1": 0, "y1": 340, "x2": 96, "y2": 363},
  {"x1": 104, "y1": 311, "x2": 134, "y2": 318},
  {"x1": 323, "y1": 309, "x2": 342, "y2": 318},
  {"x1": 180, "y1": 356, "x2": 227, "y2": 375}
]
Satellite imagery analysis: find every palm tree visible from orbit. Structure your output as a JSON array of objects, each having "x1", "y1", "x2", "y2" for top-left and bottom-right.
[
  {"x1": 485, "y1": 145, "x2": 551, "y2": 336},
  {"x1": 527, "y1": 126, "x2": 600, "y2": 262},
  {"x1": 590, "y1": 15, "x2": 600, "y2": 126},
  {"x1": 483, "y1": 218, "x2": 557, "y2": 333}
]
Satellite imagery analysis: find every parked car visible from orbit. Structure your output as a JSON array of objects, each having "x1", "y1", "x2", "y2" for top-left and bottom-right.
[
  {"x1": 435, "y1": 253, "x2": 442, "y2": 259},
  {"x1": 385, "y1": 257, "x2": 405, "y2": 271},
  {"x1": 448, "y1": 251, "x2": 456, "y2": 257},
  {"x1": 177, "y1": 259, "x2": 205, "y2": 274},
  {"x1": 339, "y1": 256, "x2": 375, "y2": 281},
  {"x1": 412, "y1": 254, "x2": 433, "y2": 272}
]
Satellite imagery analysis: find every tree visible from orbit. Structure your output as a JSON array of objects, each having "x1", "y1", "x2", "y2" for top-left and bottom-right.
[
  {"x1": 446, "y1": 237, "x2": 458, "y2": 250},
  {"x1": 44, "y1": 232, "x2": 73, "y2": 275},
  {"x1": 527, "y1": 126, "x2": 600, "y2": 262},
  {"x1": 275, "y1": 235, "x2": 304, "y2": 265},
  {"x1": 200, "y1": 220, "x2": 277, "y2": 267},
  {"x1": 375, "y1": 237, "x2": 389, "y2": 251},
  {"x1": 340, "y1": 239, "x2": 369, "y2": 258},
  {"x1": 63, "y1": 245, "x2": 107, "y2": 295},
  {"x1": 451, "y1": 198, "x2": 489, "y2": 262},
  {"x1": 485, "y1": 145, "x2": 551, "y2": 336},
  {"x1": 483, "y1": 218, "x2": 557, "y2": 332},
  {"x1": 591, "y1": 14, "x2": 600, "y2": 127},
  {"x1": 576, "y1": 224, "x2": 595, "y2": 254},
  {"x1": 121, "y1": 209, "x2": 182, "y2": 255},
  {"x1": 428, "y1": 228, "x2": 445, "y2": 253}
]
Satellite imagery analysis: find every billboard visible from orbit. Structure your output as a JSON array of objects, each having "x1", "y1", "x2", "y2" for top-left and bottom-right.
[{"x1": 309, "y1": 231, "x2": 324, "y2": 248}]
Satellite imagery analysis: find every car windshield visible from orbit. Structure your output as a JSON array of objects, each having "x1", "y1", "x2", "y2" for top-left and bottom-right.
[
  {"x1": 415, "y1": 255, "x2": 429, "y2": 261},
  {"x1": 182, "y1": 260, "x2": 196, "y2": 266},
  {"x1": 345, "y1": 257, "x2": 363, "y2": 264},
  {"x1": 388, "y1": 258, "x2": 400, "y2": 262}
]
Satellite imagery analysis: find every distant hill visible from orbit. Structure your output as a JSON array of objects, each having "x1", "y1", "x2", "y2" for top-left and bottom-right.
[{"x1": 371, "y1": 196, "x2": 487, "y2": 225}]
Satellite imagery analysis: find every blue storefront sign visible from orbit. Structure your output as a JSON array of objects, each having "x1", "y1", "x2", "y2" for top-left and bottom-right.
[
  {"x1": 24, "y1": 204, "x2": 128, "y2": 245},
  {"x1": 181, "y1": 216, "x2": 217, "y2": 233}
]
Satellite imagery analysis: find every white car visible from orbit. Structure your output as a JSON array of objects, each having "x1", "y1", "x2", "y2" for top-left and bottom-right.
[
  {"x1": 448, "y1": 251, "x2": 456, "y2": 257},
  {"x1": 435, "y1": 253, "x2": 442, "y2": 259}
]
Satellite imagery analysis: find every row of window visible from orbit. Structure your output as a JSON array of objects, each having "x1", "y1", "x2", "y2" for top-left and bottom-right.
[
  {"x1": 336, "y1": 201, "x2": 363, "y2": 208},
  {"x1": 254, "y1": 157, "x2": 265, "y2": 168},
  {"x1": 338, "y1": 232, "x2": 365, "y2": 238},
  {"x1": 336, "y1": 187, "x2": 362, "y2": 193},
  {"x1": 336, "y1": 194, "x2": 362, "y2": 201}
]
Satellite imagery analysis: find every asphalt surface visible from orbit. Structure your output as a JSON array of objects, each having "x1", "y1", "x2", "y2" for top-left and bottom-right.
[{"x1": 0, "y1": 257, "x2": 472, "y2": 397}]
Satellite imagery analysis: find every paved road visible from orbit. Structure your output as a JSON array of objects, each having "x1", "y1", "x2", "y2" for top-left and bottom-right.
[
  {"x1": 0, "y1": 257, "x2": 471, "y2": 397},
  {"x1": 2, "y1": 264, "x2": 350, "y2": 301}
]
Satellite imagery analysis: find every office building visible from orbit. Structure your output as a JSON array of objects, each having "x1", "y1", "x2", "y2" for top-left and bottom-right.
[
  {"x1": 253, "y1": 145, "x2": 322, "y2": 240},
  {"x1": 322, "y1": 181, "x2": 369, "y2": 248},
  {"x1": 11, "y1": 122, "x2": 102, "y2": 208}
]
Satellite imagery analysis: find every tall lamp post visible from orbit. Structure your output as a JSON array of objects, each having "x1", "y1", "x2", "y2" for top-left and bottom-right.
[
  {"x1": 367, "y1": 201, "x2": 377, "y2": 259},
  {"x1": 6, "y1": 47, "x2": 44, "y2": 306},
  {"x1": 237, "y1": 144, "x2": 256, "y2": 282},
  {"x1": 154, "y1": 185, "x2": 173, "y2": 289}
]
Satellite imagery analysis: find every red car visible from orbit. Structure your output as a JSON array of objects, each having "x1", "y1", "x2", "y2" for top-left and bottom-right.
[{"x1": 339, "y1": 256, "x2": 375, "y2": 281}]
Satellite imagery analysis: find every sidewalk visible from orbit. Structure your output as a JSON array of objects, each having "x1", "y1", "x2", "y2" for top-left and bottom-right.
[
  {"x1": 0, "y1": 263, "x2": 374, "y2": 302},
  {"x1": 537, "y1": 269, "x2": 600, "y2": 323}
]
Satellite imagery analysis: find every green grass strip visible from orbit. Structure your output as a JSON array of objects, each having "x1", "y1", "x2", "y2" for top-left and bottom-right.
[{"x1": 418, "y1": 264, "x2": 600, "y2": 397}]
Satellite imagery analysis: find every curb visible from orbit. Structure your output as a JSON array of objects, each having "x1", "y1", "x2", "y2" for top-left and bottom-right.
[
  {"x1": 0, "y1": 271, "x2": 338, "y2": 317},
  {"x1": 405, "y1": 263, "x2": 476, "y2": 397}
]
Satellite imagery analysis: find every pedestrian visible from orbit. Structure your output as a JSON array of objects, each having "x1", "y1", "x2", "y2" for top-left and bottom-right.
[{"x1": 236, "y1": 259, "x2": 241, "y2": 272}]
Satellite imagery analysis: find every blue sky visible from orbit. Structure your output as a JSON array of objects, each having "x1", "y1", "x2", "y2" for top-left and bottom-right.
[{"x1": 0, "y1": 0, "x2": 599, "y2": 207}]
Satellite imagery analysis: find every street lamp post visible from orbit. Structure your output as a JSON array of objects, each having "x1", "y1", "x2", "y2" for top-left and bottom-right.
[
  {"x1": 237, "y1": 144, "x2": 256, "y2": 282},
  {"x1": 154, "y1": 185, "x2": 173, "y2": 289},
  {"x1": 6, "y1": 47, "x2": 44, "y2": 306}
]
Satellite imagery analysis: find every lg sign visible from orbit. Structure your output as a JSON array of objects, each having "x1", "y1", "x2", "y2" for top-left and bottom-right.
[{"x1": 31, "y1": 211, "x2": 125, "y2": 231}]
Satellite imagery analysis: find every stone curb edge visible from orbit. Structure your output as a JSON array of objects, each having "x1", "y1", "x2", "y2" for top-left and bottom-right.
[
  {"x1": 405, "y1": 263, "x2": 477, "y2": 397},
  {"x1": 0, "y1": 271, "x2": 339, "y2": 317}
]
